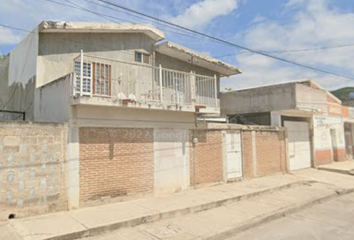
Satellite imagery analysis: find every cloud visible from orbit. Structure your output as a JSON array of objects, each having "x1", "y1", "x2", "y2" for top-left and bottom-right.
[
  {"x1": 170, "y1": 0, "x2": 239, "y2": 29},
  {"x1": 0, "y1": 27, "x2": 21, "y2": 45},
  {"x1": 223, "y1": 0, "x2": 354, "y2": 91}
]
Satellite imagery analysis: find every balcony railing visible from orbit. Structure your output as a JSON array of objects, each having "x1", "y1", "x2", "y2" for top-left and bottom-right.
[{"x1": 72, "y1": 51, "x2": 219, "y2": 108}]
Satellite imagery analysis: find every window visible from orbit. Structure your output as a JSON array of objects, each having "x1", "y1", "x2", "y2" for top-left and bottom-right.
[
  {"x1": 74, "y1": 61, "x2": 92, "y2": 95},
  {"x1": 93, "y1": 63, "x2": 111, "y2": 96},
  {"x1": 135, "y1": 52, "x2": 150, "y2": 64}
]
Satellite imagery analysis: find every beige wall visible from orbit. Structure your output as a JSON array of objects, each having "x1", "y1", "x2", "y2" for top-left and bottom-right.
[
  {"x1": 221, "y1": 83, "x2": 297, "y2": 116},
  {"x1": 0, "y1": 122, "x2": 67, "y2": 220},
  {"x1": 74, "y1": 105, "x2": 196, "y2": 129},
  {"x1": 37, "y1": 32, "x2": 156, "y2": 87}
]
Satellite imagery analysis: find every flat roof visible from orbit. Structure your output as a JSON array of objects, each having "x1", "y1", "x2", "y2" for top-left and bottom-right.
[
  {"x1": 38, "y1": 21, "x2": 165, "y2": 41},
  {"x1": 155, "y1": 41, "x2": 242, "y2": 77}
]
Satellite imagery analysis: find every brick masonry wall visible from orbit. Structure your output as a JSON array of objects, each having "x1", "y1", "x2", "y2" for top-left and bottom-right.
[
  {"x1": 241, "y1": 132, "x2": 253, "y2": 179},
  {"x1": 255, "y1": 131, "x2": 286, "y2": 177},
  {"x1": 189, "y1": 130, "x2": 223, "y2": 187},
  {"x1": 79, "y1": 127, "x2": 154, "y2": 204},
  {"x1": 0, "y1": 122, "x2": 67, "y2": 221}
]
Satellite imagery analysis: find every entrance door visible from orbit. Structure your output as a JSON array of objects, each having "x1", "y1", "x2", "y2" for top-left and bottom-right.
[
  {"x1": 284, "y1": 121, "x2": 312, "y2": 171},
  {"x1": 226, "y1": 131, "x2": 243, "y2": 179}
]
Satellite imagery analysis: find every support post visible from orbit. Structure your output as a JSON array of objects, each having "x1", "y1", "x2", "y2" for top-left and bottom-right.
[
  {"x1": 80, "y1": 50, "x2": 84, "y2": 96},
  {"x1": 159, "y1": 64, "x2": 163, "y2": 103},
  {"x1": 214, "y1": 74, "x2": 218, "y2": 107}
]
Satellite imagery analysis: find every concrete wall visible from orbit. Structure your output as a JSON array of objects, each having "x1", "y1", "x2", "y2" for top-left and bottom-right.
[
  {"x1": 34, "y1": 74, "x2": 72, "y2": 123},
  {"x1": 0, "y1": 30, "x2": 38, "y2": 121},
  {"x1": 74, "y1": 105, "x2": 196, "y2": 129},
  {"x1": 313, "y1": 115, "x2": 346, "y2": 165},
  {"x1": 37, "y1": 32, "x2": 156, "y2": 87},
  {"x1": 295, "y1": 84, "x2": 328, "y2": 114},
  {"x1": 221, "y1": 83, "x2": 296, "y2": 116},
  {"x1": 0, "y1": 122, "x2": 67, "y2": 221},
  {"x1": 155, "y1": 52, "x2": 218, "y2": 77}
]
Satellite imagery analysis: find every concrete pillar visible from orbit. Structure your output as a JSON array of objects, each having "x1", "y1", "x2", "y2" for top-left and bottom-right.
[
  {"x1": 271, "y1": 111, "x2": 282, "y2": 127},
  {"x1": 190, "y1": 72, "x2": 196, "y2": 105},
  {"x1": 66, "y1": 124, "x2": 80, "y2": 209}
]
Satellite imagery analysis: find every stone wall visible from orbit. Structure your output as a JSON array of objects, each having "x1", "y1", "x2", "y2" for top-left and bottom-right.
[{"x1": 0, "y1": 122, "x2": 67, "y2": 221}]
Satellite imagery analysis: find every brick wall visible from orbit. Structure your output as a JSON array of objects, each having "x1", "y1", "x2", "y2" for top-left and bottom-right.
[
  {"x1": 241, "y1": 132, "x2": 253, "y2": 179},
  {"x1": 0, "y1": 122, "x2": 67, "y2": 221},
  {"x1": 255, "y1": 131, "x2": 286, "y2": 177},
  {"x1": 189, "y1": 130, "x2": 223, "y2": 187},
  {"x1": 79, "y1": 127, "x2": 154, "y2": 204}
]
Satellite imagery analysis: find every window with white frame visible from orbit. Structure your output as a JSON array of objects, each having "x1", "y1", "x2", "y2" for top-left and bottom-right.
[{"x1": 74, "y1": 61, "x2": 92, "y2": 95}]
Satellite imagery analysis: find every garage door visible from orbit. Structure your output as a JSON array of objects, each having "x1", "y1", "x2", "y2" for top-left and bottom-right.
[
  {"x1": 154, "y1": 129, "x2": 189, "y2": 194},
  {"x1": 284, "y1": 121, "x2": 312, "y2": 171},
  {"x1": 226, "y1": 131, "x2": 243, "y2": 179}
]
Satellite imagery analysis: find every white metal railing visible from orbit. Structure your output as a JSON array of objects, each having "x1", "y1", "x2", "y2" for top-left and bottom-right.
[{"x1": 73, "y1": 51, "x2": 219, "y2": 108}]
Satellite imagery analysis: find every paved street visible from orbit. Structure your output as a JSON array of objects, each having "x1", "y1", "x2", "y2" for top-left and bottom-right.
[{"x1": 228, "y1": 193, "x2": 354, "y2": 240}]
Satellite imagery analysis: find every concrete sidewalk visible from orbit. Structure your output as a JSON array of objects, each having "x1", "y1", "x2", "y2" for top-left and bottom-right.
[
  {"x1": 3, "y1": 174, "x2": 306, "y2": 240},
  {"x1": 4, "y1": 169, "x2": 354, "y2": 240},
  {"x1": 86, "y1": 181, "x2": 344, "y2": 240},
  {"x1": 317, "y1": 160, "x2": 354, "y2": 175}
]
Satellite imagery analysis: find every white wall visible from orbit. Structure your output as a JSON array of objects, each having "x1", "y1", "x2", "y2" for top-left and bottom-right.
[{"x1": 313, "y1": 115, "x2": 345, "y2": 151}]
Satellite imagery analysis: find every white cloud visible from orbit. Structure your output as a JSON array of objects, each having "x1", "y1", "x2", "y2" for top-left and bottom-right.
[
  {"x1": 170, "y1": 0, "x2": 239, "y2": 29},
  {"x1": 224, "y1": 0, "x2": 354, "y2": 91},
  {"x1": 0, "y1": 27, "x2": 21, "y2": 45}
]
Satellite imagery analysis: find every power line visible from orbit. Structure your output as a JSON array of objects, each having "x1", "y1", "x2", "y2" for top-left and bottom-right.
[
  {"x1": 94, "y1": 0, "x2": 354, "y2": 81},
  {"x1": 215, "y1": 43, "x2": 354, "y2": 58}
]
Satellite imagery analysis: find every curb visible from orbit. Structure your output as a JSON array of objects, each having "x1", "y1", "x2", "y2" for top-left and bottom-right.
[
  {"x1": 205, "y1": 187, "x2": 354, "y2": 240},
  {"x1": 318, "y1": 167, "x2": 352, "y2": 175},
  {"x1": 38, "y1": 180, "x2": 316, "y2": 240}
]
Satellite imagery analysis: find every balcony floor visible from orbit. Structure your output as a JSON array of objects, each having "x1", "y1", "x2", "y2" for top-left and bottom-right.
[{"x1": 70, "y1": 96, "x2": 220, "y2": 115}]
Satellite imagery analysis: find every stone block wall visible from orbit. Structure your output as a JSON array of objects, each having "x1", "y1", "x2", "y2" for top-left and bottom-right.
[{"x1": 0, "y1": 122, "x2": 67, "y2": 221}]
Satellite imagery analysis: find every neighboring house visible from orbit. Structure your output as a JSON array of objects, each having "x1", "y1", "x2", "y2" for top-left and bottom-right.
[
  {"x1": 0, "y1": 21, "x2": 243, "y2": 209},
  {"x1": 221, "y1": 79, "x2": 354, "y2": 171}
]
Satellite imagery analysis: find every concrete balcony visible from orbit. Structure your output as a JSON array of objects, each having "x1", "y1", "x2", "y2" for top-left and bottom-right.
[{"x1": 70, "y1": 53, "x2": 220, "y2": 115}]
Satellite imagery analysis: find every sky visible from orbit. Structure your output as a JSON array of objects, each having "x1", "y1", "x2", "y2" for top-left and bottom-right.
[{"x1": 1, "y1": 0, "x2": 354, "y2": 91}]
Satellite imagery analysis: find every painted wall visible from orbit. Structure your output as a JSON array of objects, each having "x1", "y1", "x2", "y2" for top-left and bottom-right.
[
  {"x1": 221, "y1": 83, "x2": 296, "y2": 116},
  {"x1": 313, "y1": 115, "x2": 346, "y2": 165},
  {"x1": 154, "y1": 128, "x2": 190, "y2": 194},
  {"x1": 0, "y1": 122, "x2": 67, "y2": 220}
]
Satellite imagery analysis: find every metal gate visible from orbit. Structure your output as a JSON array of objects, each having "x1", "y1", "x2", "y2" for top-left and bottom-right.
[{"x1": 226, "y1": 131, "x2": 243, "y2": 179}]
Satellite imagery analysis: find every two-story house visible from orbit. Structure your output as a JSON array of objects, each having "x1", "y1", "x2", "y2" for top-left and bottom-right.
[{"x1": 0, "y1": 21, "x2": 242, "y2": 208}]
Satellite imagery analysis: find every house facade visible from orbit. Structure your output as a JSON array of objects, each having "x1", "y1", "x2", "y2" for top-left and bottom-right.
[
  {"x1": 0, "y1": 21, "x2": 246, "y2": 209},
  {"x1": 221, "y1": 80, "x2": 354, "y2": 172}
]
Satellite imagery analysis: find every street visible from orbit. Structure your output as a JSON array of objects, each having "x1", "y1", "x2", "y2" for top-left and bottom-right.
[{"x1": 228, "y1": 193, "x2": 354, "y2": 240}]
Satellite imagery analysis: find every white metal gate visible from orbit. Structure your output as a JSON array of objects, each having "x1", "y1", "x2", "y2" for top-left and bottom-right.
[
  {"x1": 226, "y1": 131, "x2": 243, "y2": 179},
  {"x1": 284, "y1": 121, "x2": 312, "y2": 171}
]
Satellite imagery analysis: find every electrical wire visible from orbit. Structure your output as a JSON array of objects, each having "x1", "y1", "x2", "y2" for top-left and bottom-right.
[{"x1": 93, "y1": 0, "x2": 354, "y2": 81}]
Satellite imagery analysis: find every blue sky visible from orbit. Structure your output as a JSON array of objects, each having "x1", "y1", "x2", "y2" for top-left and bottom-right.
[{"x1": 1, "y1": 0, "x2": 354, "y2": 90}]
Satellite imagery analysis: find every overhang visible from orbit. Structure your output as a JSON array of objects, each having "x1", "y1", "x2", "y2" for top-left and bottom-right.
[
  {"x1": 155, "y1": 41, "x2": 242, "y2": 77},
  {"x1": 38, "y1": 21, "x2": 165, "y2": 41}
]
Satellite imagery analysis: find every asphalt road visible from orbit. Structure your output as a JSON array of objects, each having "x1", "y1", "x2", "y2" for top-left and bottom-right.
[{"x1": 227, "y1": 193, "x2": 354, "y2": 240}]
